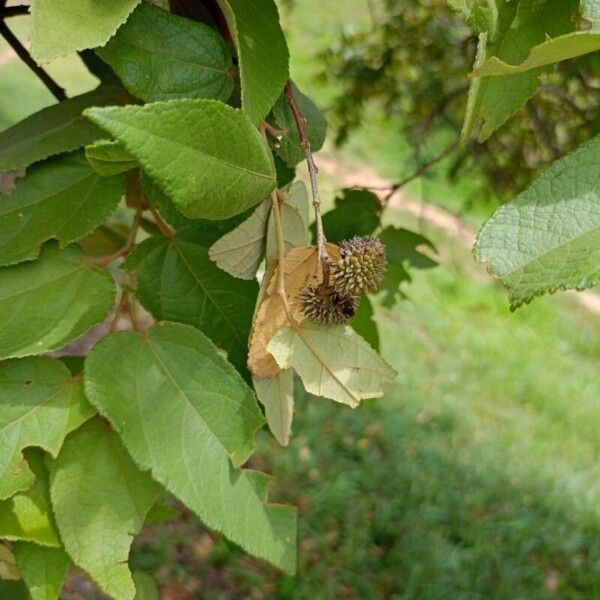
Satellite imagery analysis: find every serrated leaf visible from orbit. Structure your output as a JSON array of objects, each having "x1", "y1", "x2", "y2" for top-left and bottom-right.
[
  {"x1": 49, "y1": 419, "x2": 159, "y2": 600},
  {"x1": 248, "y1": 244, "x2": 340, "y2": 378},
  {"x1": 209, "y1": 199, "x2": 271, "y2": 280},
  {"x1": 463, "y1": 0, "x2": 578, "y2": 141},
  {"x1": 0, "y1": 358, "x2": 93, "y2": 500},
  {"x1": 350, "y1": 297, "x2": 379, "y2": 352},
  {"x1": 270, "y1": 83, "x2": 327, "y2": 167},
  {"x1": 85, "y1": 140, "x2": 137, "y2": 176},
  {"x1": 31, "y1": 0, "x2": 141, "y2": 62},
  {"x1": 0, "y1": 86, "x2": 126, "y2": 172},
  {"x1": 0, "y1": 153, "x2": 124, "y2": 266},
  {"x1": 216, "y1": 0, "x2": 289, "y2": 124},
  {"x1": 123, "y1": 234, "x2": 258, "y2": 373},
  {"x1": 86, "y1": 100, "x2": 276, "y2": 219},
  {"x1": 85, "y1": 322, "x2": 297, "y2": 573},
  {"x1": 0, "y1": 544, "x2": 20, "y2": 580},
  {"x1": 0, "y1": 244, "x2": 116, "y2": 359},
  {"x1": 474, "y1": 134, "x2": 600, "y2": 309},
  {"x1": 268, "y1": 323, "x2": 396, "y2": 408},
  {"x1": 13, "y1": 542, "x2": 70, "y2": 600},
  {"x1": 472, "y1": 31, "x2": 600, "y2": 76},
  {"x1": 97, "y1": 3, "x2": 234, "y2": 103},
  {"x1": 318, "y1": 188, "x2": 382, "y2": 244},
  {"x1": 266, "y1": 182, "x2": 309, "y2": 263},
  {"x1": 253, "y1": 370, "x2": 294, "y2": 447},
  {"x1": 0, "y1": 449, "x2": 63, "y2": 544}
]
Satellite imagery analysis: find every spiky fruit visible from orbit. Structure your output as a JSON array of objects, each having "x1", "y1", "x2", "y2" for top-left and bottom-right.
[
  {"x1": 331, "y1": 236, "x2": 387, "y2": 295},
  {"x1": 298, "y1": 283, "x2": 358, "y2": 326}
]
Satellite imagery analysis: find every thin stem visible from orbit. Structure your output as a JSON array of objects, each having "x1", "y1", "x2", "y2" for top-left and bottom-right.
[
  {"x1": 383, "y1": 140, "x2": 458, "y2": 204},
  {"x1": 98, "y1": 207, "x2": 143, "y2": 267},
  {"x1": 271, "y1": 191, "x2": 292, "y2": 315},
  {"x1": 147, "y1": 203, "x2": 174, "y2": 239},
  {"x1": 0, "y1": 20, "x2": 66, "y2": 101},
  {"x1": 1, "y1": 5, "x2": 29, "y2": 17},
  {"x1": 284, "y1": 81, "x2": 330, "y2": 273}
]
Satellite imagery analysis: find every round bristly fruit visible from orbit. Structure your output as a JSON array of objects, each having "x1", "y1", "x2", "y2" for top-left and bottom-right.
[
  {"x1": 298, "y1": 283, "x2": 358, "y2": 326},
  {"x1": 331, "y1": 236, "x2": 387, "y2": 295}
]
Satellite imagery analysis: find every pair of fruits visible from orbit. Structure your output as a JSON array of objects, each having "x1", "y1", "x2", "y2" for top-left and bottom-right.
[{"x1": 299, "y1": 236, "x2": 386, "y2": 325}]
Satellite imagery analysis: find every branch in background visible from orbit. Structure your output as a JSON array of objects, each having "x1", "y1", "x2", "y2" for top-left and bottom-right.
[
  {"x1": 0, "y1": 5, "x2": 29, "y2": 17},
  {"x1": 0, "y1": 20, "x2": 66, "y2": 101},
  {"x1": 284, "y1": 81, "x2": 331, "y2": 272},
  {"x1": 383, "y1": 140, "x2": 459, "y2": 203},
  {"x1": 526, "y1": 100, "x2": 561, "y2": 162},
  {"x1": 98, "y1": 207, "x2": 143, "y2": 267}
]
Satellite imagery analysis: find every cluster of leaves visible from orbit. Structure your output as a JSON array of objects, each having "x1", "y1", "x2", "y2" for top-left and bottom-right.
[
  {"x1": 319, "y1": 0, "x2": 600, "y2": 199},
  {"x1": 320, "y1": 0, "x2": 600, "y2": 309},
  {"x1": 0, "y1": 1, "x2": 439, "y2": 597}
]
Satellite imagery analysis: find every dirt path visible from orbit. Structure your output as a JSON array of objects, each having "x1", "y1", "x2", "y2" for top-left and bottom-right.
[{"x1": 317, "y1": 153, "x2": 600, "y2": 315}]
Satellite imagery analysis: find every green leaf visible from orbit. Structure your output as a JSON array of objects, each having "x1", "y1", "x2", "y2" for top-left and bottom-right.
[
  {"x1": 318, "y1": 188, "x2": 382, "y2": 244},
  {"x1": 0, "y1": 358, "x2": 93, "y2": 500},
  {"x1": 474, "y1": 134, "x2": 600, "y2": 309},
  {"x1": 472, "y1": 31, "x2": 600, "y2": 76},
  {"x1": 0, "y1": 449, "x2": 60, "y2": 545},
  {"x1": 13, "y1": 542, "x2": 70, "y2": 600},
  {"x1": 268, "y1": 323, "x2": 396, "y2": 408},
  {"x1": 266, "y1": 181, "x2": 309, "y2": 263},
  {"x1": 133, "y1": 571, "x2": 159, "y2": 600},
  {"x1": 0, "y1": 579, "x2": 28, "y2": 598},
  {"x1": 350, "y1": 297, "x2": 379, "y2": 352},
  {"x1": 0, "y1": 244, "x2": 116, "y2": 359},
  {"x1": 463, "y1": 0, "x2": 578, "y2": 141},
  {"x1": 49, "y1": 419, "x2": 160, "y2": 600},
  {"x1": 85, "y1": 322, "x2": 297, "y2": 573},
  {"x1": 86, "y1": 100, "x2": 276, "y2": 219},
  {"x1": 124, "y1": 235, "x2": 258, "y2": 373},
  {"x1": 378, "y1": 226, "x2": 437, "y2": 307},
  {"x1": 0, "y1": 86, "x2": 126, "y2": 172},
  {"x1": 31, "y1": 0, "x2": 141, "y2": 62},
  {"x1": 209, "y1": 199, "x2": 271, "y2": 280},
  {"x1": 85, "y1": 140, "x2": 137, "y2": 176},
  {"x1": 97, "y1": 3, "x2": 234, "y2": 103},
  {"x1": 0, "y1": 153, "x2": 124, "y2": 266},
  {"x1": 253, "y1": 370, "x2": 294, "y2": 447},
  {"x1": 270, "y1": 83, "x2": 327, "y2": 167},
  {"x1": 216, "y1": 0, "x2": 289, "y2": 124}
]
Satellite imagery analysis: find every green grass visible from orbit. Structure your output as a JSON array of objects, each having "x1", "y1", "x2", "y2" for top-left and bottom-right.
[{"x1": 2, "y1": 6, "x2": 600, "y2": 599}]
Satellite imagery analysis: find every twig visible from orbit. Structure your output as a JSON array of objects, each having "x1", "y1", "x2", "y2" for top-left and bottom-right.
[
  {"x1": 1, "y1": 5, "x2": 29, "y2": 17},
  {"x1": 270, "y1": 191, "x2": 292, "y2": 316},
  {"x1": 383, "y1": 140, "x2": 458, "y2": 203},
  {"x1": 98, "y1": 207, "x2": 143, "y2": 267},
  {"x1": 264, "y1": 121, "x2": 285, "y2": 138},
  {"x1": 147, "y1": 203, "x2": 174, "y2": 239},
  {"x1": 0, "y1": 20, "x2": 66, "y2": 101},
  {"x1": 526, "y1": 100, "x2": 561, "y2": 161},
  {"x1": 284, "y1": 81, "x2": 330, "y2": 274}
]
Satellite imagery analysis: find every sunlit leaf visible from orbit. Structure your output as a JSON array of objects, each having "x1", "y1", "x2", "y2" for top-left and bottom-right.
[
  {"x1": 0, "y1": 357, "x2": 93, "y2": 499},
  {"x1": 85, "y1": 322, "x2": 297, "y2": 573},
  {"x1": 97, "y1": 3, "x2": 234, "y2": 103},
  {"x1": 86, "y1": 100, "x2": 276, "y2": 219},
  {"x1": 0, "y1": 244, "x2": 116, "y2": 359},
  {"x1": 49, "y1": 419, "x2": 160, "y2": 600},
  {"x1": 268, "y1": 323, "x2": 396, "y2": 408}
]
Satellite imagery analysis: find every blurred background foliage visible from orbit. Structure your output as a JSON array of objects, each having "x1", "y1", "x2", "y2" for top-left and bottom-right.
[
  {"x1": 1, "y1": 1, "x2": 600, "y2": 598},
  {"x1": 318, "y1": 0, "x2": 600, "y2": 202}
]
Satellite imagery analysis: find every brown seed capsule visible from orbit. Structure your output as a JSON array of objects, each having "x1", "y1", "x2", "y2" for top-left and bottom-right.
[
  {"x1": 298, "y1": 283, "x2": 358, "y2": 326},
  {"x1": 331, "y1": 236, "x2": 387, "y2": 295}
]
